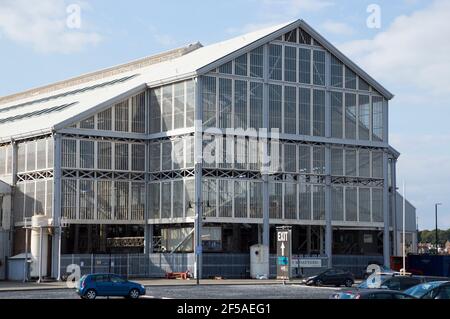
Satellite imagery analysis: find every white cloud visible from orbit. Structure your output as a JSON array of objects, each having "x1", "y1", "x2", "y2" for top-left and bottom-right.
[
  {"x1": 321, "y1": 20, "x2": 354, "y2": 36},
  {"x1": 0, "y1": 0, "x2": 101, "y2": 53},
  {"x1": 147, "y1": 26, "x2": 176, "y2": 46},
  {"x1": 338, "y1": 0, "x2": 450, "y2": 96}
]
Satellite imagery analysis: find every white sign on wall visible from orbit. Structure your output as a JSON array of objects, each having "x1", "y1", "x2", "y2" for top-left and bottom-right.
[{"x1": 298, "y1": 259, "x2": 323, "y2": 268}]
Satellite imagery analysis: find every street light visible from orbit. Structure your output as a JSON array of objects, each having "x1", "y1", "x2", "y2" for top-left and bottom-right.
[{"x1": 435, "y1": 203, "x2": 442, "y2": 254}]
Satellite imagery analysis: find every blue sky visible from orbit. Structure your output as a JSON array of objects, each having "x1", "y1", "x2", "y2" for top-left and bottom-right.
[{"x1": 0, "y1": 0, "x2": 449, "y2": 230}]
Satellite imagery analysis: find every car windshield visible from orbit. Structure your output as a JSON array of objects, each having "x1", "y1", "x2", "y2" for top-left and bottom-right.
[
  {"x1": 358, "y1": 275, "x2": 391, "y2": 289},
  {"x1": 404, "y1": 281, "x2": 445, "y2": 298}
]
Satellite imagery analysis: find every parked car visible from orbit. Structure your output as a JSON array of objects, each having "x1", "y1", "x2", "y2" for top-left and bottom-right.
[
  {"x1": 357, "y1": 273, "x2": 433, "y2": 291},
  {"x1": 303, "y1": 269, "x2": 354, "y2": 287},
  {"x1": 76, "y1": 274, "x2": 146, "y2": 299},
  {"x1": 404, "y1": 281, "x2": 450, "y2": 299},
  {"x1": 362, "y1": 265, "x2": 395, "y2": 279},
  {"x1": 330, "y1": 289, "x2": 416, "y2": 299}
]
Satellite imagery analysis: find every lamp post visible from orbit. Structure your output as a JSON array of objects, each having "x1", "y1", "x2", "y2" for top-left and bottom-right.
[{"x1": 435, "y1": 203, "x2": 442, "y2": 254}]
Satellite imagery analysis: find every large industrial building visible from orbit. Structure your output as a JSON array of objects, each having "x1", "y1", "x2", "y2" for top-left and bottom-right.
[{"x1": 0, "y1": 20, "x2": 416, "y2": 280}]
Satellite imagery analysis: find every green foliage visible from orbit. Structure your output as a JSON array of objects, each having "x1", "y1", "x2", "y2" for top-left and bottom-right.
[{"x1": 418, "y1": 228, "x2": 450, "y2": 244}]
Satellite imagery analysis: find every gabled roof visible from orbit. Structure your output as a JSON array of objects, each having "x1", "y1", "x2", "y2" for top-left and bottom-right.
[{"x1": 0, "y1": 19, "x2": 394, "y2": 142}]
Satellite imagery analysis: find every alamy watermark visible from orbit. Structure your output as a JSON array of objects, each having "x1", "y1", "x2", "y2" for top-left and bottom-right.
[
  {"x1": 367, "y1": 4, "x2": 382, "y2": 29},
  {"x1": 66, "y1": 3, "x2": 82, "y2": 29}
]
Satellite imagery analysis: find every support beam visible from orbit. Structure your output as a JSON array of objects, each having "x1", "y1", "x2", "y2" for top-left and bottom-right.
[
  {"x1": 383, "y1": 152, "x2": 390, "y2": 268},
  {"x1": 52, "y1": 133, "x2": 62, "y2": 279},
  {"x1": 324, "y1": 145, "x2": 332, "y2": 267},
  {"x1": 194, "y1": 76, "x2": 203, "y2": 281},
  {"x1": 390, "y1": 158, "x2": 398, "y2": 255}
]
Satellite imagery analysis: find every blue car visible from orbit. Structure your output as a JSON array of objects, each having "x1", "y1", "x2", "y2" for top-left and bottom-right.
[{"x1": 77, "y1": 274, "x2": 146, "y2": 299}]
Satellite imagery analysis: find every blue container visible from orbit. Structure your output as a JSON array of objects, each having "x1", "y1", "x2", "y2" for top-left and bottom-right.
[{"x1": 407, "y1": 254, "x2": 450, "y2": 277}]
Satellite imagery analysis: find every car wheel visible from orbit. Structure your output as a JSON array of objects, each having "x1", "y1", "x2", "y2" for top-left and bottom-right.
[
  {"x1": 344, "y1": 279, "x2": 353, "y2": 287},
  {"x1": 315, "y1": 279, "x2": 323, "y2": 287},
  {"x1": 129, "y1": 288, "x2": 140, "y2": 299},
  {"x1": 85, "y1": 289, "x2": 97, "y2": 300}
]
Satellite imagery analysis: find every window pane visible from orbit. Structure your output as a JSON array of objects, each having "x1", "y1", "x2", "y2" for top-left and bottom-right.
[
  {"x1": 331, "y1": 55, "x2": 343, "y2": 87},
  {"x1": 372, "y1": 96, "x2": 384, "y2": 141},
  {"x1": 269, "y1": 84, "x2": 282, "y2": 131},
  {"x1": 284, "y1": 143, "x2": 297, "y2": 172},
  {"x1": 62, "y1": 139, "x2": 76, "y2": 168},
  {"x1": 98, "y1": 108, "x2": 112, "y2": 131},
  {"x1": 218, "y1": 179, "x2": 232, "y2": 218},
  {"x1": 313, "y1": 50, "x2": 325, "y2": 86},
  {"x1": 372, "y1": 151, "x2": 383, "y2": 178},
  {"x1": 161, "y1": 181, "x2": 171, "y2": 218},
  {"x1": 331, "y1": 91, "x2": 343, "y2": 138},
  {"x1": 345, "y1": 67, "x2": 357, "y2": 89},
  {"x1": 345, "y1": 149, "x2": 357, "y2": 176},
  {"x1": 131, "y1": 144, "x2": 145, "y2": 171},
  {"x1": 346, "y1": 187, "x2": 357, "y2": 221},
  {"x1": 359, "y1": 188, "x2": 371, "y2": 222},
  {"x1": 235, "y1": 54, "x2": 248, "y2": 76},
  {"x1": 149, "y1": 183, "x2": 160, "y2": 219},
  {"x1": 284, "y1": 86, "x2": 296, "y2": 134},
  {"x1": 299, "y1": 28, "x2": 312, "y2": 44},
  {"x1": 173, "y1": 180, "x2": 184, "y2": 218},
  {"x1": 149, "y1": 88, "x2": 161, "y2": 133},
  {"x1": 202, "y1": 76, "x2": 216, "y2": 128},
  {"x1": 331, "y1": 148, "x2": 343, "y2": 176},
  {"x1": 313, "y1": 89, "x2": 325, "y2": 136},
  {"x1": 313, "y1": 146, "x2": 325, "y2": 175},
  {"x1": 359, "y1": 95, "x2": 370, "y2": 140},
  {"x1": 269, "y1": 44, "x2": 282, "y2": 80},
  {"x1": 149, "y1": 142, "x2": 161, "y2": 172},
  {"x1": 299, "y1": 88, "x2": 311, "y2": 135},
  {"x1": 115, "y1": 143, "x2": 129, "y2": 171},
  {"x1": 173, "y1": 83, "x2": 185, "y2": 130},
  {"x1": 234, "y1": 181, "x2": 248, "y2": 218},
  {"x1": 269, "y1": 183, "x2": 282, "y2": 219},
  {"x1": 114, "y1": 100, "x2": 129, "y2": 132},
  {"x1": 80, "y1": 116, "x2": 94, "y2": 129},
  {"x1": 249, "y1": 181, "x2": 262, "y2": 218},
  {"x1": 186, "y1": 80, "x2": 195, "y2": 127},
  {"x1": 284, "y1": 46, "x2": 297, "y2": 82},
  {"x1": 203, "y1": 179, "x2": 217, "y2": 217},
  {"x1": 97, "y1": 141, "x2": 112, "y2": 170},
  {"x1": 299, "y1": 145, "x2": 311, "y2": 174},
  {"x1": 285, "y1": 183, "x2": 297, "y2": 219},
  {"x1": 219, "y1": 61, "x2": 232, "y2": 74},
  {"x1": 359, "y1": 150, "x2": 370, "y2": 177},
  {"x1": 185, "y1": 179, "x2": 195, "y2": 217},
  {"x1": 234, "y1": 80, "x2": 247, "y2": 129},
  {"x1": 79, "y1": 180, "x2": 94, "y2": 220},
  {"x1": 218, "y1": 78, "x2": 232, "y2": 129},
  {"x1": 115, "y1": 181, "x2": 129, "y2": 220},
  {"x1": 97, "y1": 180, "x2": 112, "y2": 220},
  {"x1": 250, "y1": 82, "x2": 263, "y2": 130},
  {"x1": 332, "y1": 186, "x2": 344, "y2": 221},
  {"x1": 299, "y1": 48, "x2": 311, "y2": 84},
  {"x1": 345, "y1": 93, "x2": 357, "y2": 139},
  {"x1": 162, "y1": 85, "x2": 173, "y2": 131},
  {"x1": 299, "y1": 184, "x2": 311, "y2": 220},
  {"x1": 80, "y1": 140, "x2": 94, "y2": 169},
  {"x1": 250, "y1": 46, "x2": 264, "y2": 78},
  {"x1": 372, "y1": 188, "x2": 383, "y2": 222},
  {"x1": 313, "y1": 185, "x2": 325, "y2": 220}
]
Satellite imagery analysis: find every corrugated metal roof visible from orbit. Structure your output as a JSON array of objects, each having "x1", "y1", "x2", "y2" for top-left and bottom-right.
[{"x1": 0, "y1": 19, "x2": 394, "y2": 141}]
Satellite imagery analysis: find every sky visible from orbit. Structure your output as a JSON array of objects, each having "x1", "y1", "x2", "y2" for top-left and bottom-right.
[{"x1": 0, "y1": 0, "x2": 449, "y2": 230}]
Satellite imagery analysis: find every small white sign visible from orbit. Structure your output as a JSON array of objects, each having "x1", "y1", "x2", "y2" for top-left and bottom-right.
[{"x1": 298, "y1": 259, "x2": 322, "y2": 268}]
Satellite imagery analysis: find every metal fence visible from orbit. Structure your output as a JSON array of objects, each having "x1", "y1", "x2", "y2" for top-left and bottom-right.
[{"x1": 60, "y1": 253, "x2": 381, "y2": 279}]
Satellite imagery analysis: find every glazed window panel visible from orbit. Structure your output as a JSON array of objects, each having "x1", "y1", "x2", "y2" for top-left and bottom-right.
[
  {"x1": 217, "y1": 136, "x2": 232, "y2": 169},
  {"x1": 359, "y1": 188, "x2": 371, "y2": 222},
  {"x1": 131, "y1": 92, "x2": 146, "y2": 133},
  {"x1": 79, "y1": 179, "x2": 94, "y2": 220},
  {"x1": 34, "y1": 180, "x2": 45, "y2": 216},
  {"x1": 185, "y1": 136, "x2": 195, "y2": 169},
  {"x1": 345, "y1": 149, "x2": 357, "y2": 177},
  {"x1": 131, "y1": 182, "x2": 145, "y2": 220},
  {"x1": 80, "y1": 116, "x2": 94, "y2": 129},
  {"x1": 203, "y1": 179, "x2": 217, "y2": 217},
  {"x1": 149, "y1": 183, "x2": 160, "y2": 219},
  {"x1": 235, "y1": 54, "x2": 248, "y2": 76},
  {"x1": 203, "y1": 136, "x2": 216, "y2": 168},
  {"x1": 234, "y1": 80, "x2": 247, "y2": 129},
  {"x1": 345, "y1": 67, "x2": 357, "y2": 90},
  {"x1": 114, "y1": 100, "x2": 129, "y2": 132},
  {"x1": 299, "y1": 184, "x2": 311, "y2": 220},
  {"x1": 372, "y1": 151, "x2": 383, "y2": 178},
  {"x1": 299, "y1": 87, "x2": 311, "y2": 135},
  {"x1": 250, "y1": 46, "x2": 264, "y2": 78},
  {"x1": 218, "y1": 78, "x2": 232, "y2": 129},
  {"x1": 284, "y1": 30, "x2": 297, "y2": 43},
  {"x1": 248, "y1": 138, "x2": 260, "y2": 171},
  {"x1": 249, "y1": 181, "x2": 262, "y2": 218},
  {"x1": 345, "y1": 93, "x2": 357, "y2": 140},
  {"x1": 313, "y1": 89, "x2": 325, "y2": 137},
  {"x1": 115, "y1": 181, "x2": 129, "y2": 220},
  {"x1": 359, "y1": 78, "x2": 370, "y2": 91},
  {"x1": 36, "y1": 139, "x2": 47, "y2": 170},
  {"x1": 80, "y1": 140, "x2": 94, "y2": 169},
  {"x1": 26, "y1": 141, "x2": 36, "y2": 172},
  {"x1": 45, "y1": 180, "x2": 53, "y2": 217},
  {"x1": 218, "y1": 179, "x2": 232, "y2": 218},
  {"x1": 299, "y1": 28, "x2": 312, "y2": 44},
  {"x1": 358, "y1": 95, "x2": 370, "y2": 141},
  {"x1": 330, "y1": 55, "x2": 343, "y2": 88},
  {"x1": 313, "y1": 185, "x2": 325, "y2": 220},
  {"x1": 17, "y1": 143, "x2": 26, "y2": 172},
  {"x1": 284, "y1": 46, "x2": 297, "y2": 82},
  {"x1": 284, "y1": 85, "x2": 297, "y2": 134},
  {"x1": 345, "y1": 187, "x2": 358, "y2": 222},
  {"x1": 234, "y1": 136, "x2": 247, "y2": 170},
  {"x1": 299, "y1": 48, "x2": 311, "y2": 84},
  {"x1": 62, "y1": 139, "x2": 76, "y2": 168},
  {"x1": 149, "y1": 142, "x2": 161, "y2": 172},
  {"x1": 234, "y1": 180, "x2": 248, "y2": 218},
  {"x1": 372, "y1": 96, "x2": 384, "y2": 142},
  {"x1": 299, "y1": 145, "x2": 311, "y2": 174},
  {"x1": 359, "y1": 149, "x2": 370, "y2": 177},
  {"x1": 185, "y1": 179, "x2": 195, "y2": 217},
  {"x1": 284, "y1": 143, "x2": 297, "y2": 173},
  {"x1": 61, "y1": 179, "x2": 77, "y2": 219},
  {"x1": 98, "y1": 108, "x2": 112, "y2": 131},
  {"x1": 249, "y1": 82, "x2": 263, "y2": 130},
  {"x1": 173, "y1": 82, "x2": 185, "y2": 130},
  {"x1": 97, "y1": 141, "x2": 112, "y2": 170},
  {"x1": 269, "y1": 84, "x2": 282, "y2": 131},
  {"x1": 372, "y1": 188, "x2": 383, "y2": 222},
  {"x1": 173, "y1": 180, "x2": 184, "y2": 218},
  {"x1": 219, "y1": 61, "x2": 232, "y2": 74},
  {"x1": 285, "y1": 183, "x2": 297, "y2": 219},
  {"x1": 269, "y1": 183, "x2": 282, "y2": 219},
  {"x1": 161, "y1": 181, "x2": 172, "y2": 219},
  {"x1": 97, "y1": 180, "x2": 112, "y2": 220},
  {"x1": 331, "y1": 91, "x2": 343, "y2": 139},
  {"x1": 131, "y1": 144, "x2": 145, "y2": 171},
  {"x1": 202, "y1": 76, "x2": 217, "y2": 127},
  {"x1": 161, "y1": 141, "x2": 173, "y2": 171},
  {"x1": 115, "y1": 143, "x2": 129, "y2": 171},
  {"x1": 332, "y1": 186, "x2": 344, "y2": 221},
  {"x1": 149, "y1": 88, "x2": 162, "y2": 133},
  {"x1": 313, "y1": 146, "x2": 325, "y2": 175},
  {"x1": 162, "y1": 85, "x2": 173, "y2": 131},
  {"x1": 269, "y1": 44, "x2": 282, "y2": 80},
  {"x1": 47, "y1": 138, "x2": 54, "y2": 168},
  {"x1": 313, "y1": 50, "x2": 325, "y2": 86},
  {"x1": 331, "y1": 148, "x2": 343, "y2": 176},
  {"x1": 172, "y1": 139, "x2": 184, "y2": 170},
  {"x1": 186, "y1": 80, "x2": 195, "y2": 127}
]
